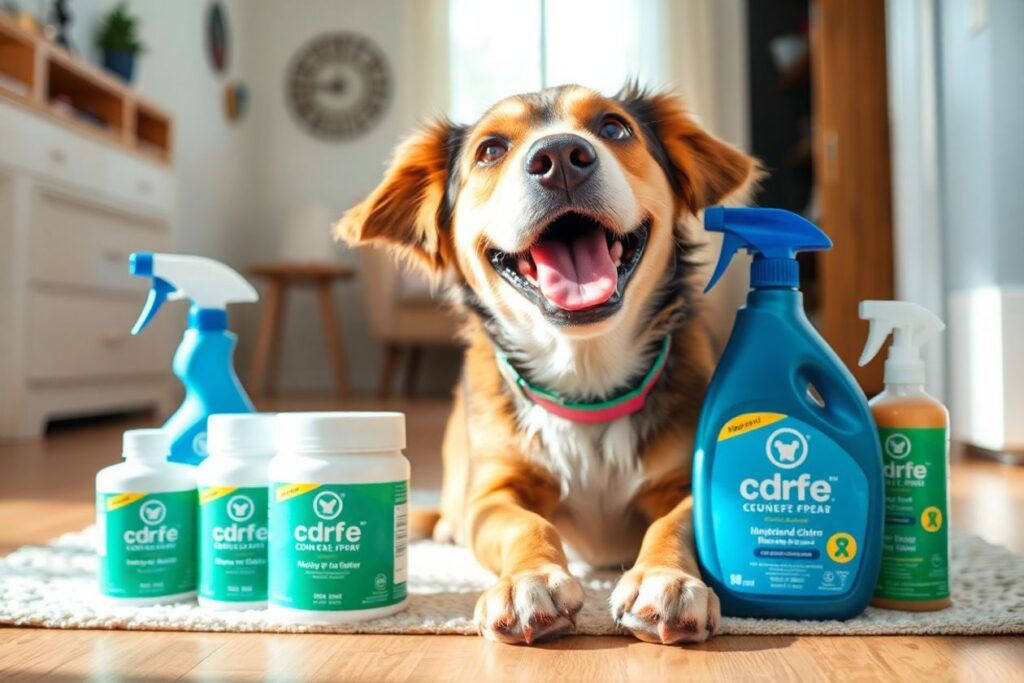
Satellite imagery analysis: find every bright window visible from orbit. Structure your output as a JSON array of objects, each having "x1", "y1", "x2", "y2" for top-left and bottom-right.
[{"x1": 449, "y1": 0, "x2": 665, "y2": 122}]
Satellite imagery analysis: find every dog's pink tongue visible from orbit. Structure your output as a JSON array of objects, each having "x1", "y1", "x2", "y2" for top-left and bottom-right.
[{"x1": 529, "y1": 228, "x2": 617, "y2": 311}]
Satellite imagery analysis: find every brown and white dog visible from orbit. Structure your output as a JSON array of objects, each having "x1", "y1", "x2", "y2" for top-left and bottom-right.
[{"x1": 336, "y1": 84, "x2": 757, "y2": 645}]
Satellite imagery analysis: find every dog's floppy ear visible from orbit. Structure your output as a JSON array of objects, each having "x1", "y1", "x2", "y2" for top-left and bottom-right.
[
  {"x1": 617, "y1": 85, "x2": 759, "y2": 213},
  {"x1": 334, "y1": 120, "x2": 465, "y2": 272}
]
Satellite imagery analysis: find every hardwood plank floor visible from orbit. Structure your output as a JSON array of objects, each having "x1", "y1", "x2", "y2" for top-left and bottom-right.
[{"x1": 0, "y1": 397, "x2": 1021, "y2": 682}]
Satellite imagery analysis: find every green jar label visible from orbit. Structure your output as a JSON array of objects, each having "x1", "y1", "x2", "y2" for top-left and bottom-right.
[
  {"x1": 97, "y1": 490, "x2": 197, "y2": 599},
  {"x1": 269, "y1": 481, "x2": 407, "y2": 612},
  {"x1": 874, "y1": 427, "x2": 949, "y2": 601},
  {"x1": 199, "y1": 485, "x2": 268, "y2": 603}
]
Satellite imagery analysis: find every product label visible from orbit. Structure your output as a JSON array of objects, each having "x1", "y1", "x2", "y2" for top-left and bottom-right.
[
  {"x1": 269, "y1": 481, "x2": 407, "y2": 611},
  {"x1": 874, "y1": 427, "x2": 949, "y2": 601},
  {"x1": 96, "y1": 490, "x2": 197, "y2": 599},
  {"x1": 710, "y1": 413, "x2": 867, "y2": 597},
  {"x1": 199, "y1": 485, "x2": 269, "y2": 603}
]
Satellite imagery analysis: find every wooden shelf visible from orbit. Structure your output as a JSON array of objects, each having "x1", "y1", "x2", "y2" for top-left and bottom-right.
[{"x1": 0, "y1": 13, "x2": 172, "y2": 165}]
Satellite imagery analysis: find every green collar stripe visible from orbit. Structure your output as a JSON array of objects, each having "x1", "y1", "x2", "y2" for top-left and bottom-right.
[{"x1": 497, "y1": 335, "x2": 671, "y2": 411}]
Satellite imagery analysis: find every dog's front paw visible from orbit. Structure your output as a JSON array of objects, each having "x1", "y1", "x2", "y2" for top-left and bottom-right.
[
  {"x1": 474, "y1": 565, "x2": 584, "y2": 645},
  {"x1": 610, "y1": 567, "x2": 720, "y2": 644}
]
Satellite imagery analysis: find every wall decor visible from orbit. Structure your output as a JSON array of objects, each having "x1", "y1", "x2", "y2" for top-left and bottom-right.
[
  {"x1": 223, "y1": 81, "x2": 248, "y2": 123},
  {"x1": 285, "y1": 31, "x2": 391, "y2": 141},
  {"x1": 205, "y1": 1, "x2": 228, "y2": 75},
  {"x1": 50, "y1": 0, "x2": 74, "y2": 52}
]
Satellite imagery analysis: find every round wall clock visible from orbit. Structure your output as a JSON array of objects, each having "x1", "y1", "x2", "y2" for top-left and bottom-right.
[{"x1": 285, "y1": 32, "x2": 391, "y2": 141}]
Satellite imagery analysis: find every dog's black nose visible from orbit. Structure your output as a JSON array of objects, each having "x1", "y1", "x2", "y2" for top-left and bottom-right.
[{"x1": 525, "y1": 134, "x2": 598, "y2": 193}]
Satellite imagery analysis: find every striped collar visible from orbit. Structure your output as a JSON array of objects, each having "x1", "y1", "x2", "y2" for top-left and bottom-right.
[{"x1": 496, "y1": 335, "x2": 671, "y2": 424}]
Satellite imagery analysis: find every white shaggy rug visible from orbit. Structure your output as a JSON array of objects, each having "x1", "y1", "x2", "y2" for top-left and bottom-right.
[{"x1": 1, "y1": 526, "x2": 1022, "y2": 636}]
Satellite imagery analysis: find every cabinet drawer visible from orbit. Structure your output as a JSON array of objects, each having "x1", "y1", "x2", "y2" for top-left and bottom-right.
[
  {"x1": 0, "y1": 101, "x2": 108, "y2": 192},
  {"x1": 30, "y1": 186, "x2": 171, "y2": 293},
  {"x1": 107, "y1": 154, "x2": 175, "y2": 213},
  {"x1": 25, "y1": 289, "x2": 175, "y2": 383}
]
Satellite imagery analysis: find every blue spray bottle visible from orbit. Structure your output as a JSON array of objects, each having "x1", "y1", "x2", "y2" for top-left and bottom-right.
[
  {"x1": 129, "y1": 253, "x2": 259, "y2": 465},
  {"x1": 692, "y1": 208, "x2": 883, "y2": 620}
]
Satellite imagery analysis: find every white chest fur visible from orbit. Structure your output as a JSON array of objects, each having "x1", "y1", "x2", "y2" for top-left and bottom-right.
[{"x1": 520, "y1": 405, "x2": 650, "y2": 568}]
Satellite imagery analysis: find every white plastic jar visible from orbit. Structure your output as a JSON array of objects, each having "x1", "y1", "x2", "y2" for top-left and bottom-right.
[
  {"x1": 196, "y1": 413, "x2": 276, "y2": 610},
  {"x1": 268, "y1": 412, "x2": 409, "y2": 623},
  {"x1": 95, "y1": 429, "x2": 197, "y2": 605}
]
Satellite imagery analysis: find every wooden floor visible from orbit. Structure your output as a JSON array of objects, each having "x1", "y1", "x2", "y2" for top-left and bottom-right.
[{"x1": 1, "y1": 397, "x2": 1021, "y2": 682}]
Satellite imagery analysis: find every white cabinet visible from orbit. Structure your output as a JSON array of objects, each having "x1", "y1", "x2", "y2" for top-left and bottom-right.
[{"x1": 0, "y1": 100, "x2": 178, "y2": 439}]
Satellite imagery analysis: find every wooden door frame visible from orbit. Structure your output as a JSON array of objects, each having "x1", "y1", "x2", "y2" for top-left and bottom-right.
[{"x1": 811, "y1": 0, "x2": 896, "y2": 395}]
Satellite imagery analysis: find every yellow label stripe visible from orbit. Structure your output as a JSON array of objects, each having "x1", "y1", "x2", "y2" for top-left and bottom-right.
[
  {"x1": 718, "y1": 412, "x2": 787, "y2": 441},
  {"x1": 199, "y1": 486, "x2": 237, "y2": 505},
  {"x1": 276, "y1": 483, "x2": 319, "y2": 502},
  {"x1": 106, "y1": 492, "x2": 146, "y2": 511}
]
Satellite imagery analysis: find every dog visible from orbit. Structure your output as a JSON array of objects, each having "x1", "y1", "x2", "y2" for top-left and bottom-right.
[{"x1": 336, "y1": 84, "x2": 757, "y2": 645}]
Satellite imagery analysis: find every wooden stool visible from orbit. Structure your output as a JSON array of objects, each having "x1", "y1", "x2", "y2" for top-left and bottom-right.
[{"x1": 247, "y1": 262, "x2": 354, "y2": 398}]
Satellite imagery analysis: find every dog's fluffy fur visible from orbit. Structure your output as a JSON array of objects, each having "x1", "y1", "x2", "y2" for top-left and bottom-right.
[{"x1": 336, "y1": 84, "x2": 757, "y2": 645}]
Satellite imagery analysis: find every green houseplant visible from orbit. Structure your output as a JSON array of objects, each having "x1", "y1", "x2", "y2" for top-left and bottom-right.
[{"x1": 96, "y1": 2, "x2": 145, "y2": 83}]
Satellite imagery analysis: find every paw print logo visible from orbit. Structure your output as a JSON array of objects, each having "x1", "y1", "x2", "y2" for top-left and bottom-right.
[
  {"x1": 139, "y1": 499, "x2": 167, "y2": 526},
  {"x1": 313, "y1": 491, "x2": 343, "y2": 521},
  {"x1": 885, "y1": 433, "x2": 912, "y2": 460},
  {"x1": 226, "y1": 495, "x2": 255, "y2": 523},
  {"x1": 192, "y1": 431, "x2": 209, "y2": 456},
  {"x1": 765, "y1": 427, "x2": 809, "y2": 469}
]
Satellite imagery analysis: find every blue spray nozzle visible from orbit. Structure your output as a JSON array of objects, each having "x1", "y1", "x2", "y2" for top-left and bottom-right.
[
  {"x1": 704, "y1": 207, "x2": 832, "y2": 292},
  {"x1": 129, "y1": 251, "x2": 154, "y2": 277},
  {"x1": 131, "y1": 276, "x2": 176, "y2": 335},
  {"x1": 128, "y1": 251, "x2": 259, "y2": 335}
]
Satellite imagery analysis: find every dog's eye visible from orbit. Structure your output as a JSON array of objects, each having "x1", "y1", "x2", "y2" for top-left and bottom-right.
[
  {"x1": 598, "y1": 116, "x2": 631, "y2": 141},
  {"x1": 476, "y1": 139, "x2": 508, "y2": 165}
]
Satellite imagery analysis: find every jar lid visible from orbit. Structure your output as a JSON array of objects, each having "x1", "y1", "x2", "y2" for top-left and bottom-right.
[
  {"x1": 276, "y1": 412, "x2": 406, "y2": 453},
  {"x1": 208, "y1": 413, "x2": 277, "y2": 456},
  {"x1": 123, "y1": 429, "x2": 170, "y2": 460}
]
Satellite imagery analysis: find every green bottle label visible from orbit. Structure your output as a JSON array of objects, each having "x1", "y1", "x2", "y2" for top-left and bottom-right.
[
  {"x1": 97, "y1": 490, "x2": 197, "y2": 599},
  {"x1": 199, "y1": 485, "x2": 268, "y2": 603},
  {"x1": 269, "y1": 481, "x2": 407, "y2": 612},
  {"x1": 874, "y1": 426, "x2": 949, "y2": 602}
]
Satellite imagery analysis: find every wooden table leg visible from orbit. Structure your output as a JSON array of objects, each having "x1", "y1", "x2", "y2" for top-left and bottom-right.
[
  {"x1": 266, "y1": 282, "x2": 289, "y2": 397},
  {"x1": 403, "y1": 345, "x2": 422, "y2": 398},
  {"x1": 315, "y1": 278, "x2": 349, "y2": 399},
  {"x1": 249, "y1": 277, "x2": 285, "y2": 398},
  {"x1": 378, "y1": 344, "x2": 401, "y2": 400}
]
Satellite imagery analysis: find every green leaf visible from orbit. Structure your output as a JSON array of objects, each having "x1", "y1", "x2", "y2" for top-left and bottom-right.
[{"x1": 96, "y1": 2, "x2": 145, "y2": 54}]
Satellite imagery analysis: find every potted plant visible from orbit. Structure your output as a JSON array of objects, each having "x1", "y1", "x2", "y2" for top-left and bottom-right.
[{"x1": 96, "y1": 2, "x2": 144, "y2": 83}]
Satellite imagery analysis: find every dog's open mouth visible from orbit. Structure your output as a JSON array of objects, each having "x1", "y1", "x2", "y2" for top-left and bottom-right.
[{"x1": 489, "y1": 211, "x2": 650, "y2": 325}]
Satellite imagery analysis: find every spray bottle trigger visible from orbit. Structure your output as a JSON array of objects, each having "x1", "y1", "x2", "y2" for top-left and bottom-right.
[
  {"x1": 704, "y1": 232, "x2": 747, "y2": 293},
  {"x1": 858, "y1": 318, "x2": 891, "y2": 367},
  {"x1": 131, "y1": 277, "x2": 176, "y2": 335}
]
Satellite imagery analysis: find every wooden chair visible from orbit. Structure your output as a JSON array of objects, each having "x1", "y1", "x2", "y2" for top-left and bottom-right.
[{"x1": 358, "y1": 248, "x2": 460, "y2": 398}]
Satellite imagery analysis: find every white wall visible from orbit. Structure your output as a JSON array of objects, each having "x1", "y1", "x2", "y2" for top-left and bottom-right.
[
  {"x1": 938, "y1": 0, "x2": 1024, "y2": 292},
  {"x1": 937, "y1": 0, "x2": 1024, "y2": 449},
  {"x1": 887, "y1": 0, "x2": 1023, "y2": 443}
]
